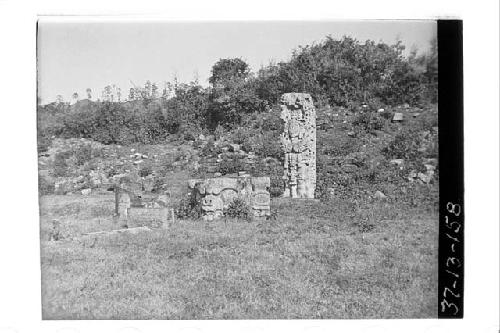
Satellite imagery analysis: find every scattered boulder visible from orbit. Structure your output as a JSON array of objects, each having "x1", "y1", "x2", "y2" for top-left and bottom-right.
[
  {"x1": 425, "y1": 158, "x2": 438, "y2": 166},
  {"x1": 374, "y1": 190, "x2": 387, "y2": 200},
  {"x1": 418, "y1": 172, "x2": 433, "y2": 184},
  {"x1": 392, "y1": 113, "x2": 404, "y2": 123},
  {"x1": 390, "y1": 159, "x2": 404, "y2": 166},
  {"x1": 229, "y1": 144, "x2": 241, "y2": 152},
  {"x1": 81, "y1": 188, "x2": 92, "y2": 196}
]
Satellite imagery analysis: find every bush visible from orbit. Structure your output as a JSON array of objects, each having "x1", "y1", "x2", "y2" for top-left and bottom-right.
[
  {"x1": 353, "y1": 112, "x2": 386, "y2": 133},
  {"x1": 48, "y1": 219, "x2": 63, "y2": 241},
  {"x1": 37, "y1": 132, "x2": 53, "y2": 154},
  {"x1": 382, "y1": 129, "x2": 423, "y2": 162},
  {"x1": 74, "y1": 144, "x2": 93, "y2": 166},
  {"x1": 253, "y1": 160, "x2": 283, "y2": 197},
  {"x1": 139, "y1": 164, "x2": 153, "y2": 178},
  {"x1": 224, "y1": 198, "x2": 251, "y2": 220},
  {"x1": 218, "y1": 156, "x2": 246, "y2": 175},
  {"x1": 200, "y1": 138, "x2": 220, "y2": 157},
  {"x1": 175, "y1": 192, "x2": 202, "y2": 219},
  {"x1": 39, "y1": 176, "x2": 54, "y2": 195},
  {"x1": 52, "y1": 151, "x2": 71, "y2": 177}
]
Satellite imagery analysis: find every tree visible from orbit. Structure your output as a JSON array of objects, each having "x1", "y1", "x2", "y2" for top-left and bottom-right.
[
  {"x1": 102, "y1": 85, "x2": 112, "y2": 102},
  {"x1": 86, "y1": 88, "x2": 92, "y2": 99},
  {"x1": 151, "y1": 83, "x2": 158, "y2": 99},
  {"x1": 209, "y1": 58, "x2": 250, "y2": 87},
  {"x1": 144, "y1": 80, "x2": 152, "y2": 99},
  {"x1": 72, "y1": 92, "x2": 79, "y2": 100},
  {"x1": 207, "y1": 58, "x2": 267, "y2": 128},
  {"x1": 55, "y1": 95, "x2": 64, "y2": 104}
]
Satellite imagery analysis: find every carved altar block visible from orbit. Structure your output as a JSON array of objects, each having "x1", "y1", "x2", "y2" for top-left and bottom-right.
[{"x1": 188, "y1": 176, "x2": 271, "y2": 221}]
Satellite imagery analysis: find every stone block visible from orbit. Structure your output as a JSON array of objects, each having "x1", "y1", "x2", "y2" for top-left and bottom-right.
[{"x1": 127, "y1": 207, "x2": 172, "y2": 228}]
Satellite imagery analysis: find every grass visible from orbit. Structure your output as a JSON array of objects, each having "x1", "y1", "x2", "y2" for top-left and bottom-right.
[{"x1": 40, "y1": 192, "x2": 438, "y2": 319}]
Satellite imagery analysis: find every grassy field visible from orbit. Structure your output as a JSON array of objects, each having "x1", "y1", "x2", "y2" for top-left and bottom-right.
[{"x1": 40, "y1": 191, "x2": 438, "y2": 319}]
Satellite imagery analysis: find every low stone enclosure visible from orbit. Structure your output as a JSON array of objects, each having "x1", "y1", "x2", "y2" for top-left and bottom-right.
[
  {"x1": 114, "y1": 182, "x2": 174, "y2": 228},
  {"x1": 113, "y1": 92, "x2": 317, "y2": 222}
]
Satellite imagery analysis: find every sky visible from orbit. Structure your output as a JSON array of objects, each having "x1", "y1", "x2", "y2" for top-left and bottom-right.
[{"x1": 37, "y1": 19, "x2": 436, "y2": 104}]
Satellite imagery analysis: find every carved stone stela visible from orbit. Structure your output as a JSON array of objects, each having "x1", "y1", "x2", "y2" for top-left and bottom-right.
[
  {"x1": 188, "y1": 176, "x2": 271, "y2": 221},
  {"x1": 280, "y1": 93, "x2": 316, "y2": 199}
]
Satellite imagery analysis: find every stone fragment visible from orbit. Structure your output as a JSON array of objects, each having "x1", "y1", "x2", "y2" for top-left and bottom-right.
[
  {"x1": 81, "y1": 188, "x2": 91, "y2": 196},
  {"x1": 390, "y1": 159, "x2": 404, "y2": 166},
  {"x1": 374, "y1": 190, "x2": 387, "y2": 200},
  {"x1": 280, "y1": 93, "x2": 316, "y2": 199},
  {"x1": 392, "y1": 113, "x2": 404, "y2": 122},
  {"x1": 229, "y1": 144, "x2": 241, "y2": 152}
]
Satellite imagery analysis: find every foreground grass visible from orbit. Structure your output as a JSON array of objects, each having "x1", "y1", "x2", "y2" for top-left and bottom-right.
[{"x1": 40, "y1": 194, "x2": 437, "y2": 319}]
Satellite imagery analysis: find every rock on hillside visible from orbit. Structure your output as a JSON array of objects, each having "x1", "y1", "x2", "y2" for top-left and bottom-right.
[{"x1": 38, "y1": 138, "x2": 199, "y2": 195}]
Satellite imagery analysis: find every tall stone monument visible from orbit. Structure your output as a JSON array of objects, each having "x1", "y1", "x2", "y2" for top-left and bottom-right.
[{"x1": 280, "y1": 93, "x2": 316, "y2": 199}]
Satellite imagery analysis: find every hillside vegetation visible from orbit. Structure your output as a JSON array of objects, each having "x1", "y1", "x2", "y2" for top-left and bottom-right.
[{"x1": 38, "y1": 36, "x2": 438, "y2": 205}]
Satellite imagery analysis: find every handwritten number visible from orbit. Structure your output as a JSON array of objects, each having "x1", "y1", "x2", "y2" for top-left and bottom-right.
[
  {"x1": 444, "y1": 216, "x2": 461, "y2": 233},
  {"x1": 446, "y1": 257, "x2": 461, "y2": 268},
  {"x1": 440, "y1": 299, "x2": 459, "y2": 315},
  {"x1": 446, "y1": 202, "x2": 461, "y2": 217},
  {"x1": 445, "y1": 233, "x2": 460, "y2": 242},
  {"x1": 445, "y1": 269, "x2": 459, "y2": 278},
  {"x1": 443, "y1": 287, "x2": 460, "y2": 298}
]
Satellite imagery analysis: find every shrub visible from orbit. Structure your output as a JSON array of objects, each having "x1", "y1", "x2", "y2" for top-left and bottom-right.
[
  {"x1": 48, "y1": 219, "x2": 63, "y2": 241},
  {"x1": 379, "y1": 110, "x2": 394, "y2": 120},
  {"x1": 254, "y1": 132, "x2": 283, "y2": 160},
  {"x1": 39, "y1": 176, "x2": 54, "y2": 195},
  {"x1": 52, "y1": 151, "x2": 71, "y2": 177},
  {"x1": 224, "y1": 198, "x2": 251, "y2": 220},
  {"x1": 266, "y1": 207, "x2": 279, "y2": 221},
  {"x1": 218, "y1": 156, "x2": 246, "y2": 175},
  {"x1": 252, "y1": 160, "x2": 283, "y2": 197},
  {"x1": 200, "y1": 138, "x2": 219, "y2": 157},
  {"x1": 353, "y1": 112, "x2": 386, "y2": 133},
  {"x1": 37, "y1": 132, "x2": 53, "y2": 154},
  {"x1": 175, "y1": 192, "x2": 202, "y2": 219},
  {"x1": 74, "y1": 144, "x2": 93, "y2": 166},
  {"x1": 382, "y1": 129, "x2": 423, "y2": 162},
  {"x1": 139, "y1": 164, "x2": 153, "y2": 178}
]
